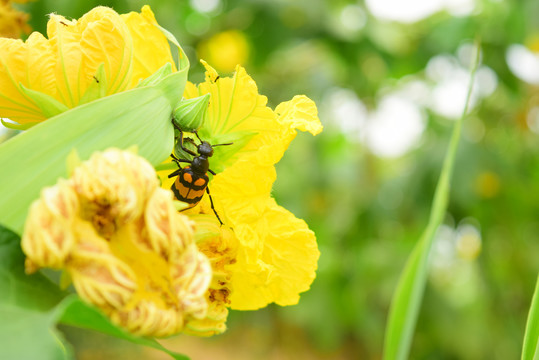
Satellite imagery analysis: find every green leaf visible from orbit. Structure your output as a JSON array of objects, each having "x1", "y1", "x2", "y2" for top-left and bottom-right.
[
  {"x1": 0, "y1": 304, "x2": 72, "y2": 360},
  {"x1": 0, "y1": 225, "x2": 71, "y2": 360},
  {"x1": 79, "y1": 64, "x2": 108, "y2": 105},
  {"x1": 0, "y1": 225, "x2": 66, "y2": 310},
  {"x1": 0, "y1": 118, "x2": 40, "y2": 130},
  {"x1": 155, "y1": 24, "x2": 190, "y2": 71},
  {"x1": 382, "y1": 41, "x2": 481, "y2": 360},
  {"x1": 137, "y1": 62, "x2": 174, "y2": 88},
  {"x1": 58, "y1": 297, "x2": 190, "y2": 360},
  {"x1": 0, "y1": 67, "x2": 187, "y2": 235},
  {"x1": 19, "y1": 83, "x2": 70, "y2": 118},
  {"x1": 522, "y1": 275, "x2": 539, "y2": 360}
]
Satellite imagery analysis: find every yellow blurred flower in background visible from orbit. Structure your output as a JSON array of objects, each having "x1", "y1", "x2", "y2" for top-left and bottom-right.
[
  {"x1": 0, "y1": 0, "x2": 32, "y2": 39},
  {"x1": 474, "y1": 171, "x2": 501, "y2": 199},
  {"x1": 161, "y1": 62, "x2": 323, "y2": 335},
  {"x1": 197, "y1": 30, "x2": 250, "y2": 73},
  {"x1": 22, "y1": 149, "x2": 212, "y2": 337},
  {"x1": 0, "y1": 5, "x2": 175, "y2": 125}
]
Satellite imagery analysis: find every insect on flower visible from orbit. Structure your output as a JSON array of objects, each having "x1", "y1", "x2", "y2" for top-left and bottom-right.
[{"x1": 169, "y1": 121, "x2": 232, "y2": 225}]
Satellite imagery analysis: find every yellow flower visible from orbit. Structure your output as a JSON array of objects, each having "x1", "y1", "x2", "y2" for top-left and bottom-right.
[
  {"x1": 0, "y1": 5, "x2": 175, "y2": 124},
  {"x1": 0, "y1": 1, "x2": 32, "y2": 39},
  {"x1": 22, "y1": 149, "x2": 212, "y2": 337},
  {"x1": 160, "y1": 62, "x2": 322, "y2": 334},
  {"x1": 197, "y1": 30, "x2": 250, "y2": 73}
]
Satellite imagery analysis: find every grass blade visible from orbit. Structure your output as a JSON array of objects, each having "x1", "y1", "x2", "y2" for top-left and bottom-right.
[
  {"x1": 522, "y1": 275, "x2": 539, "y2": 360},
  {"x1": 382, "y1": 40, "x2": 481, "y2": 360}
]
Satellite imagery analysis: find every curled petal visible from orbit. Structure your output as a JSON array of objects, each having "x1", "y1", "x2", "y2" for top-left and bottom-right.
[
  {"x1": 144, "y1": 188, "x2": 194, "y2": 257},
  {"x1": 110, "y1": 300, "x2": 183, "y2": 338},
  {"x1": 21, "y1": 180, "x2": 79, "y2": 272},
  {"x1": 183, "y1": 295, "x2": 229, "y2": 336},
  {"x1": 71, "y1": 149, "x2": 158, "y2": 232},
  {"x1": 69, "y1": 220, "x2": 137, "y2": 309},
  {"x1": 171, "y1": 244, "x2": 212, "y2": 319}
]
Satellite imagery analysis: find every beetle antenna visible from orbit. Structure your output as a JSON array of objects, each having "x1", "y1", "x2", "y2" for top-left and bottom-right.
[
  {"x1": 193, "y1": 130, "x2": 203, "y2": 143},
  {"x1": 212, "y1": 142, "x2": 233, "y2": 147}
]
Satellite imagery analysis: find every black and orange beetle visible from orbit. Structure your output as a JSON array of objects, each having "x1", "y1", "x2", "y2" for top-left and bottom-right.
[{"x1": 168, "y1": 123, "x2": 231, "y2": 225}]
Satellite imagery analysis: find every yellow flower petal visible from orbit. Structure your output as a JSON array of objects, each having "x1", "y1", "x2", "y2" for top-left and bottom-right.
[
  {"x1": 121, "y1": 5, "x2": 176, "y2": 88},
  {"x1": 0, "y1": 32, "x2": 56, "y2": 123},
  {"x1": 47, "y1": 7, "x2": 133, "y2": 107},
  {"x1": 197, "y1": 61, "x2": 275, "y2": 137},
  {"x1": 228, "y1": 198, "x2": 319, "y2": 309},
  {"x1": 275, "y1": 95, "x2": 323, "y2": 136}
]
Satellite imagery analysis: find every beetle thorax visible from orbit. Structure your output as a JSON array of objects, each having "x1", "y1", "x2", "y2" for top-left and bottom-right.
[{"x1": 191, "y1": 156, "x2": 209, "y2": 175}]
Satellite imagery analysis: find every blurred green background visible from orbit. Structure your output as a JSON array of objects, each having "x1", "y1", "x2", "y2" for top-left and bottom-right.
[{"x1": 5, "y1": 0, "x2": 539, "y2": 358}]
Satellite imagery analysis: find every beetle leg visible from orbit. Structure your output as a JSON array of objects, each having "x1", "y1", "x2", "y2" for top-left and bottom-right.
[
  {"x1": 171, "y1": 120, "x2": 198, "y2": 156},
  {"x1": 171, "y1": 153, "x2": 192, "y2": 165},
  {"x1": 167, "y1": 168, "x2": 182, "y2": 179},
  {"x1": 206, "y1": 186, "x2": 223, "y2": 226}
]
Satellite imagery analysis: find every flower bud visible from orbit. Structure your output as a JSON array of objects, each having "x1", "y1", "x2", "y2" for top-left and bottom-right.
[
  {"x1": 21, "y1": 148, "x2": 212, "y2": 337},
  {"x1": 172, "y1": 93, "x2": 210, "y2": 132}
]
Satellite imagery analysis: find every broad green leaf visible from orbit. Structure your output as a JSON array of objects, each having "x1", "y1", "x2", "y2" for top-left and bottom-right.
[
  {"x1": 522, "y1": 275, "x2": 539, "y2": 360},
  {"x1": 0, "y1": 66, "x2": 187, "y2": 235},
  {"x1": 58, "y1": 297, "x2": 191, "y2": 360},
  {"x1": 0, "y1": 304, "x2": 72, "y2": 360},
  {"x1": 0, "y1": 225, "x2": 71, "y2": 360},
  {"x1": 0, "y1": 225, "x2": 65, "y2": 310},
  {"x1": 382, "y1": 41, "x2": 480, "y2": 360}
]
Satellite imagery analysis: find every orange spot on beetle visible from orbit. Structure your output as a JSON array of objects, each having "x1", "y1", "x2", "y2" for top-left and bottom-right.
[{"x1": 194, "y1": 178, "x2": 206, "y2": 187}]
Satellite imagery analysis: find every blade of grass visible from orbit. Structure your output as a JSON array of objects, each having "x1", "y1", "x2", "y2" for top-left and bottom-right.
[
  {"x1": 382, "y1": 40, "x2": 481, "y2": 360},
  {"x1": 522, "y1": 274, "x2": 539, "y2": 360}
]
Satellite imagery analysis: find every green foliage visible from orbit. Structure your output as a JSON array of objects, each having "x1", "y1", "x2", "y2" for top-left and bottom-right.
[
  {"x1": 6, "y1": 0, "x2": 539, "y2": 358},
  {"x1": 0, "y1": 225, "x2": 71, "y2": 359},
  {"x1": 59, "y1": 298, "x2": 190, "y2": 360}
]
